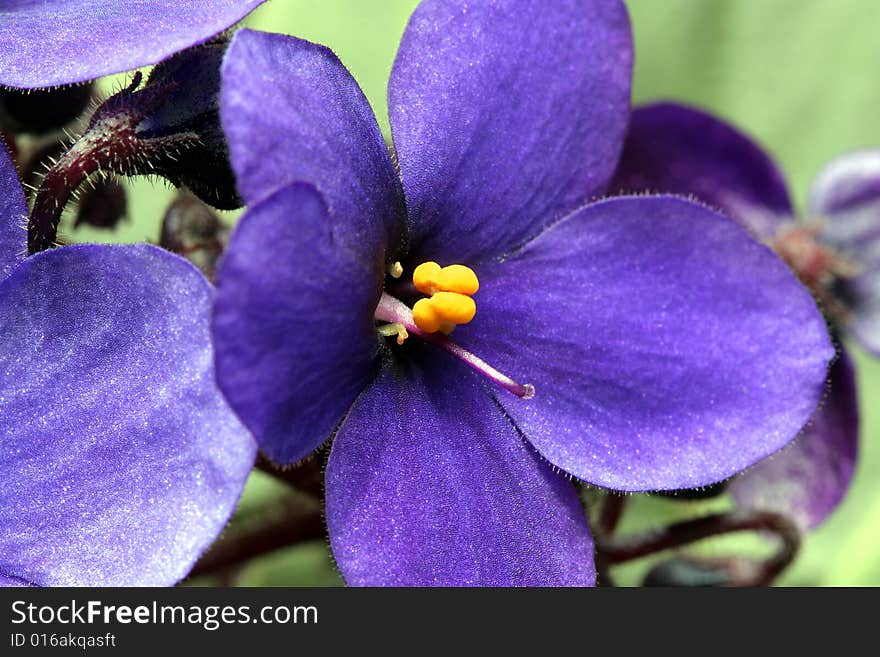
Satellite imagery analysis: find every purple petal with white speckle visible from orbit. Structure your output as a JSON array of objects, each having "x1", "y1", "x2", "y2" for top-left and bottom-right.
[
  {"x1": 0, "y1": 142, "x2": 25, "y2": 282},
  {"x1": 0, "y1": 244, "x2": 255, "y2": 585}
]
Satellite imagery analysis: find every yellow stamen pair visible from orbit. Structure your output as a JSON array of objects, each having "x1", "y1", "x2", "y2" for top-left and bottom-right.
[{"x1": 411, "y1": 262, "x2": 479, "y2": 334}]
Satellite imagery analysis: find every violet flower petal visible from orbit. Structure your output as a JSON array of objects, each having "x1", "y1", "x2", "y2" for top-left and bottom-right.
[
  {"x1": 221, "y1": 29, "x2": 405, "y2": 257},
  {"x1": 0, "y1": 244, "x2": 255, "y2": 585},
  {"x1": 731, "y1": 349, "x2": 858, "y2": 531},
  {"x1": 389, "y1": 0, "x2": 632, "y2": 264},
  {"x1": 463, "y1": 195, "x2": 833, "y2": 490},
  {"x1": 0, "y1": 0, "x2": 265, "y2": 89},
  {"x1": 0, "y1": 572, "x2": 29, "y2": 586},
  {"x1": 0, "y1": 142, "x2": 25, "y2": 281},
  {"x1": 809, "y1": 150, "x2": 880, "y2": 215},
  {"x1": 213, "y1": 183, "x2": 383, "y2": 465},
  {"x1": 610, "y1": 103, "x2": 793, "y2": 239},
  {"x1": 326, "y1": 349, "x2": 595, "y2": 586}
]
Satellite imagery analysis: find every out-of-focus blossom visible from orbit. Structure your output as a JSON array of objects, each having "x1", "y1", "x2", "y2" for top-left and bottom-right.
[{"x1": 611, "y1": 102, "x2": 865, "y2": 530}]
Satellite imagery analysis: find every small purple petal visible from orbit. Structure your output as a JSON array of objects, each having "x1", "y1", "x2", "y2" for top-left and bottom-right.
[
  {"x1": 0, "y1": 0, "x2": 265, "y2": 88},
  {"x1": 817, "y1": 200, "x2": 880, "y2": 356},
  {"x1": 326, "y1": 350, "x2": 595, "y2": 586},
  {"x1": 0, "y1": 141, "x2": 25, "y2": 282},
  {"x1": 389, "y1": 0, "x2": 632, "y2": 264},
  {"x1": 462, "y1": 195, "x2": 833, "y2": 491},
  {"x1": 221, "y1": 29, "x2": 404, "y2": 257},
  {"x1": 731, "y1": 349, "x2": 858, "y2": 531},
  {"x1": 213, "y1": 183, "x2": 383, "y2": 465},
  {"x1": 805, "y1": 151, "x2": 880, "y2": 354},
  {"x1": 809, "y1": 150, "x2": 880, "y2": 215},
  {"x1": 0, "y1": 244, "x2": 255, "y2": 585},
  {"x1": 610, "y1": 103, "x2": 794, "y2": 239}
]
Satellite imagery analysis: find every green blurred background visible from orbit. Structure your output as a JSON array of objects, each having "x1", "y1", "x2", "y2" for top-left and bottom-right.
[{"x1": 87, "y1": 0, "x2": 880, "y2": 585}]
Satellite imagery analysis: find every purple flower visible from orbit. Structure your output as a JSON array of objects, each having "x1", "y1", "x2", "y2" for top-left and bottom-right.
[
  {"x1": 611, "y1": 102, "x2": 866, "y2": 530},
  {"x1": 213, "y1": 0, "x2": 832, "y2": 585},
  {"x1": 0, "y1": 143, "x2": 255, "y2": 586},
  {"x1": 0, "y1": 0, "x2": 265, "y2": 89}
]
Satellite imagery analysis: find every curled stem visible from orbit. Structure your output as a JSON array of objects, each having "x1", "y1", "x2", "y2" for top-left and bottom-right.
[
  {"x1": 597, "y1": 493, "x2": 628, "y2": 536},
  {"x1": 598, "y1": 509, "x2": 801, "y2": 586},
  {"x1": 27, "y1": 72, "x2": 199, "y2": 254}
]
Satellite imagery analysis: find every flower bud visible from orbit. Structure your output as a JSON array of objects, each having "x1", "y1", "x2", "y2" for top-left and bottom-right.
[
  {"x1": 136, "y1": 39, "x2": 241, "y2": 209},
  {"x1": 160, "y1": 192, "x2": 227, "y2": 280}
]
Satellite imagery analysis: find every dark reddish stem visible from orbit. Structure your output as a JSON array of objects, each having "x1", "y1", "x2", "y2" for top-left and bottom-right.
[
  {"x1": 593, "y1": 494, "x2": 627, "y2": 587},
  {"x1": 256, "y1": 453, "x2": 325, "y2": 499},
  {"x1": 597, "y1": 493, "x2": 628, "y2": 536},
  {"x1": 28, "y1": 127, "x2": 139, "y2": 253},
  {"x1": 598, "y1": 509, "x2": 801, "y2": 586},
  {"x1": 187, "y1": 498, "x2": 325, "y2": 580},
  {"x1": 26, "y1": 72, "x2": 197, "y2": 254}
]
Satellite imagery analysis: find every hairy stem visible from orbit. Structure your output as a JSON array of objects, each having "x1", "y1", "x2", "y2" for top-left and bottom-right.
[{"x1": 27, "y1": 72, "x2": 198, "y2": 254}]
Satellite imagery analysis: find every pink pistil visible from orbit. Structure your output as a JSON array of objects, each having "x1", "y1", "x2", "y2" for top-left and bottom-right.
[{"x1": 375, "y1": 292, "x2": 535, "y2": 400}]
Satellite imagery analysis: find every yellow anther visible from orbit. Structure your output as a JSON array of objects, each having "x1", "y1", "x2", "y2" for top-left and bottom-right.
[
  {"x1": 409, "y1": 262, "x2": 480, "y2": 334},
  {"x1": 413, "y1": 291, "x2": 476, "y2": 334},
  {"x1": 413, "y1": 261, "x2": 479, "y2": 296}
]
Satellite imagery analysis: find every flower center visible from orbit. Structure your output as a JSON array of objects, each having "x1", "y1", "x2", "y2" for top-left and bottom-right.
[
  {"x1": 374, "y1": 262, "x2": 534, "y2": 400},
  {"x1": 769, "y1": 219, "x2": 860, "y2": 323}
]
